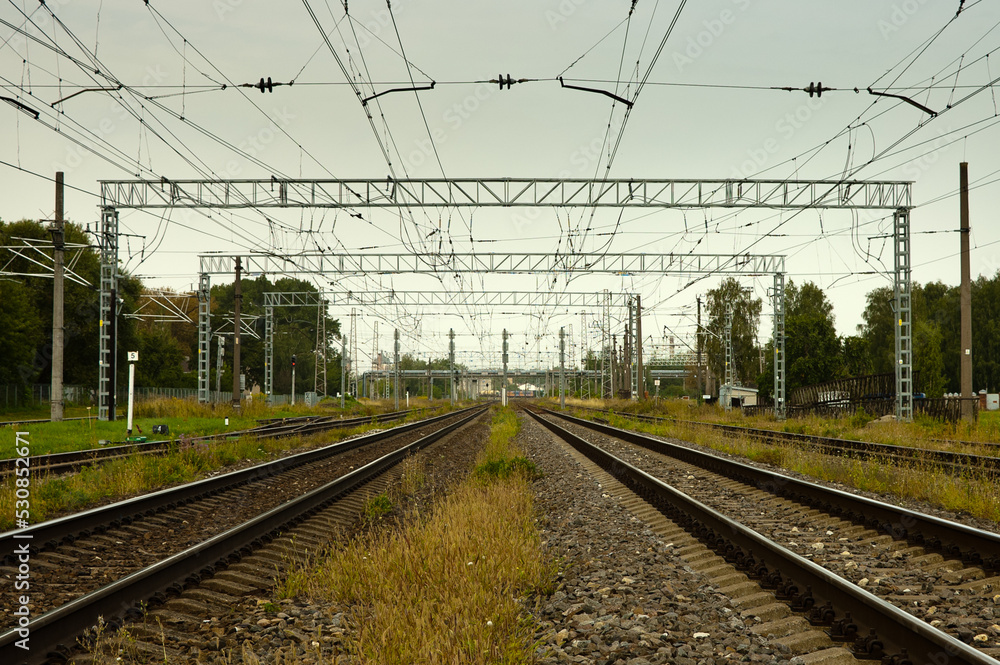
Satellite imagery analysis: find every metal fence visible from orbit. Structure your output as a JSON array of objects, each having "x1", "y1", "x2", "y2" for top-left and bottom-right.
[
  {"x1": 1, "y1": 384, "x2": 294, "y2": 411},
  {"x1": 743, "y1": 396, "x2": 977, "y2": 422}
]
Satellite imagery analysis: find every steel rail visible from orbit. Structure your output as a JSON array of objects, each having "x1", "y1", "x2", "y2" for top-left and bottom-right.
[
  {"x1": 0, "y1": 406, "x2": 476, "y2": 560},
  {"x1": 0, "y1": 406, "x2": 487, "y2": 663},
  {"x1": 580, "y1": 407, "x2": 1000, "y2": 475},
  {"x1": 544, "y1": 409, "x2": 1000, "y2": 569},
  {"x1": 527, "y1": 409, "x2": 996, "y2": 665},
  {"x1": 0, "y1": 409, "x2": 421, "y2": 477}
]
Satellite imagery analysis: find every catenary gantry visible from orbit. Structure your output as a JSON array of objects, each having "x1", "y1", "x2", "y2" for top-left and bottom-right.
[{"x1": 96, "y1": 177, "x2": 913, "y2": 421}]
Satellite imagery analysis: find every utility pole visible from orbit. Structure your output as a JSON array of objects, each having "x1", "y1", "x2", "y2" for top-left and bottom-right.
[
  {"x1": 341, "y1": 334, "x2": 347, "y2": 409},
  {"x1": 559, "y1": 326, "x2": 566, "y2": 409},
  {"x1": 232, "y1": 257, "x2": 242, "y2": 412},
  {"x1": 315, "y1": 298, "x2": 328, "y2": 398},
  {"x1": 50, "y1": 171, "x2": 65, "y2": 421},
  {"x1": 449, "y1": 328, "x2": 456, "y2": 406},
  {"x1": 502, "y1": 329, "x2": 509, "y2": 406},
  {"x1": 724, "y1": 305, "x2": 733, "y2": 411},
  {"x1": 291, "y1": 354, "x2": 296, "y2": 405},
  {"x1": 216, "y1": 336, "x2": 224, "y2": 397},
  {"x1": 394, "y1": 329, "x2": 400, "y2": 410},
  {"x1": 960, "y1": 162, "x2": 974, "y2": 421},
  {"x1": 696, "y1": 296, "x2": 703, "y2": 400},
  {"x1": 636, "y1": 295, "x2": 643, "y2": 400}
]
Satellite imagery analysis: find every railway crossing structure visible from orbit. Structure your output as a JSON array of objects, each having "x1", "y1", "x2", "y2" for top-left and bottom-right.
[{"x1": 98, "y1": 177, "x2": 914, "y2": 421}]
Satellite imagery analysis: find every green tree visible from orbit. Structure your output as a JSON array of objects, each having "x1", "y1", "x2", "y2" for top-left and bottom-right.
[
  {"x1": 755, "y1": 281, "x2": 842, "y2": 401},
  {"x1": 704, "y1": 278, "x2": 762, "y2": 391}
]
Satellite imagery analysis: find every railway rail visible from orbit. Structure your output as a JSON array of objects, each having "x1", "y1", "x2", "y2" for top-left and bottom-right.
[
  {"x1": 0, "y1": 408, "x2": 422, "y2": 477},
  {"x1": 530, "y1": 407, "x2": 1000, "y2": 660},
  {"x1": 0, "y1": 405, "x2": 486, "y2": 662},
  {"x1": 574, "y1": 406, "x2": 1000, "y2": 476},
  {"x1": 529, "y1": 411, "x2": 1000, "y2": 665}
]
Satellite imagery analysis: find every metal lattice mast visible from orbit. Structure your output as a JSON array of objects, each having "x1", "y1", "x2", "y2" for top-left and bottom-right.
[
  {"x1": 449, "y1": 328, "x2": 456, "y2": 406},
  {"x1": 195, "y1": 271, "x2": 210, "y2": 407},
  {"x1": 772, "y1": 274, "x2": 786, "y2": 419},
  {"x1": 394, "y1": 329, "x2": 400, "y2": 410},
  {"x1": 340, "y1": 334, "x2": 346, "y2": 408},
  {"x1": 215, "y1": 335, "x2": 224, "y2": 398},
  {"x1": 264, "y1": 302, "x2": 274, "y2": 402},
  {"x1": 894, "y1": 208, "x2": 914, "y2": 422},
  {"x1": 602, "y1": 291, "x2": 611, "y2": 399},
  {"x1": 724, "y1": 305, "x2": 733, "y2": 411},
  {"x1": 559, "y1": 326, "x2": 566, "y2": 409},
  {"x1": 98, "y1": 208, "x2": 119, "y2": 420},
  {"x1": 315, "y1": 298, "x2": 327, "y2": 399},
  {"x1": 350, "y1": 308, "x2": 358, "y2": 395},
  {"x1": 502, "y1": 329, "x2": 509, "y2": 406},
  {"x1": 371, "y1": 320, "x2": 378, "y2": 399},
  {"x1": 580, "y1": 312, "x2": 589, "y2": 399}
]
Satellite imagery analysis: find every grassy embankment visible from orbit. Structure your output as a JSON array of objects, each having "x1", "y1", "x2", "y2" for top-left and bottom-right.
[
  {"x1": 274, "y1": 406, "x2": 554, "y2": 664},
  {"x1": 564, "y1": 397, "x2": 1000, "y2": 522},
  {"x1": 0, "y1": 398, "x2": 454, "y2": 531}
]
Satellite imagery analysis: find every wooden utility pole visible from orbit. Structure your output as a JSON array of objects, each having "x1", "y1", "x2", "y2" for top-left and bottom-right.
[
  {"x1": 960, "y1": 162, "x2": 974, "y2": 421},
  {"x1": 50, "y1": 172, "x2": 65, "y2": 421},
  {"x1": 232, "y1": 258, "x2": 242, "y2": 411}
]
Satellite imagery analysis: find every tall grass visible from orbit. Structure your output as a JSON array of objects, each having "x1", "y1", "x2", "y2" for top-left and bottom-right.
[
  {"x1": 276, "y1": 407, "x2": 553, "y2": 664},
  {"x1": 0, "y1": 422, "x2": 388, "y2": 531},
  {"x1": 596, "y1": 412, "x2": 1000, "y2": 523}
]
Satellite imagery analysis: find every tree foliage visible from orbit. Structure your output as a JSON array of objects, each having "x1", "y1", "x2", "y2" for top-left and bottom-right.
[{"x1": 704, "y1": 278, "x2": 762, "y2": 388}]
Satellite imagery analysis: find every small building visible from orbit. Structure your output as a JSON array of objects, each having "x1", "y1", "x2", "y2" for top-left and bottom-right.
[{"x1": 720, "y1": 384, "x2": 758, "y2": 408}]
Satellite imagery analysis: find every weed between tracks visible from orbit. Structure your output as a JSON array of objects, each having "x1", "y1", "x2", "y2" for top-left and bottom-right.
[{"x1": 276, "y1": 406, "x2": 553, "y2": 664}]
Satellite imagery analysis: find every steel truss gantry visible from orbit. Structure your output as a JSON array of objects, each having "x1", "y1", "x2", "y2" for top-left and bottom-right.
[
  {"x1": 98, "y1": 177, "x2": 912, "y2": 421},
  {"x1": 101, "y1": 178, "x2": 911, "y2": 210},
  {"x1": 259, "y1": 290, "x2": 637, "y2": 402},
  {"x1": 199, "y1": 253, "x2": 786, "y2": 408}
]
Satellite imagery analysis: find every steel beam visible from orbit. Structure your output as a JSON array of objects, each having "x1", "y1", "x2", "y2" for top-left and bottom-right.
[
  {"x1": 101, "y1": 178, "x2": 912, "y2": 210},
  {"x1": 772, "y1": 273, "x2": 786, "y2": 420},
  {"x1": 203, "y1": 252, "x2": 785, "y2": 277},
  {"x1": 263, "y1": 290, "x2": 634, "y2": 309}
]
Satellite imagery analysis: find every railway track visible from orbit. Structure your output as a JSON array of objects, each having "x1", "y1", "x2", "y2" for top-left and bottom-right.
[
  {"x1": 0, "y1": 405, "x2": 486, "y2": 662},
  {"x1": 528, "y1": 407, "x2": 1000, "y2": 663},
  {"x1": 0, "y1": 408, "x2": 422, "y2": 477},
  {"x1": 574, "y1": 406, "x2": 1000, "y2": 476}
]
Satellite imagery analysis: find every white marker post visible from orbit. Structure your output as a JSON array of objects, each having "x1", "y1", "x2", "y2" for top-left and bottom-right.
[{"x1": 126, "y1": 351, "x2": 138, "y2": 437}]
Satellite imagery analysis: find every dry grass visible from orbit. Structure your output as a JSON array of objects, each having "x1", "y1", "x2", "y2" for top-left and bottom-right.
[
  {"x1": 0, "y1": 422, "x2": 389, "y2": 531},
  {"x1": 275, "y1": 406, "x2": 553, "y2": 664},
  {"x1": 596, "y1": 411, "x2": 1000, "y2": 523}
]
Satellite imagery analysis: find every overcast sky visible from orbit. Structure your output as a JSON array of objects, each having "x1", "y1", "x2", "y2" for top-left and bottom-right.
[{"x1": 2, "y1": 0, "x2": 999, "y2": 371}]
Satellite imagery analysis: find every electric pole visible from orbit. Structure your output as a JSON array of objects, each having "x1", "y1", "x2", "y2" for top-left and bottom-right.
[
  {"x1": 502, "y1": 329, "x2": 509, "y2": 406},
  {"x1": 696, "y1": 296, "x2": 703, "y2": 399},
  {"x1": 559, "y1": 326, "x2": 566, "y2": 409},
  {"x1": 232, "y1": 257, "x2": 242, "y2": 411},
  {"x1": 394, "y1": 329, "x2": 400, "y2": 410},
  {"x1": 636, "y1": 295, "x2": 643, "y2": 400},
  {"x1": 50, "y1": 171, "x2": 65, "y2": 421},
  {"x1": 341, "y1": 334, "x2": 347, "y2": 409},
  {"x1": 216, "y1": 336, "x2": 224, "y2": 396},
  {"x1": 724, "y1": 305, "x2": 733, "y2": 411},
  {"x1": 960, "y1": 162, "x2": 974, "y2": 421},
  {"x1": 449, "y1": 328, "x2": 456, "y2": 406}
]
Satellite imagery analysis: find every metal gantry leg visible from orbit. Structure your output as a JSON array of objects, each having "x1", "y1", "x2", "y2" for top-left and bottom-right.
[
  {"x1": 264, "y1": 304, "x2": 274, "y2": 403},
  {"x1": 724, "y1": 305, "x2": 733, "y2": 411},
  {"x1": 197, "y1": 273, "x2": 211, "y2": 403},
  {"x1": 894, "y1": 208, "x2": 914, "y2": 422},
  {"x1": 98, "y1": 207, "x2": 118, "y2": 421},
  {"x1": 772, "y1": 272, "x2": 786, "y2": 420}
]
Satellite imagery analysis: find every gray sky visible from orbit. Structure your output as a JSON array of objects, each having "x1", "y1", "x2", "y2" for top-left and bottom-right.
[{"x1": 2, "y1": 0, "x2": 999, "y2": 371}]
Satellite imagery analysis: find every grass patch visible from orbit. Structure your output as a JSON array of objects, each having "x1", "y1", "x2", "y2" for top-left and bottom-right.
[
  {"x1": 0, "y1": 417, "x2": 416, "y2": 531},
  {"x1": 574, "y1": 402, "x2": 1000, "y2": 523},
  {"x1": 362, "y1": 493, "x2": 393, "y2": 520},
  {"x1": 275, "y1": 406, "x2": 554, "y2": 664}
]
